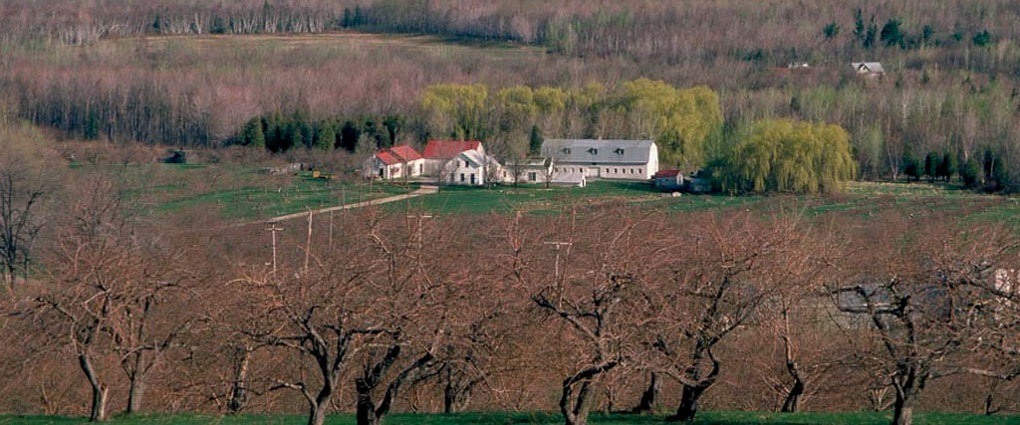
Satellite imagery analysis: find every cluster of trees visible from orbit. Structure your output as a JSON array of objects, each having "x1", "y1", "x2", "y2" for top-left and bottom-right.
[
  {"x1": 713, "y1": 119, "x2": 857, "y2": 194},
  {"x1": 2, "y1": 155, "x2": 1020, "y2": 425},
  {"x1": 845, "y1": 10, "x2": 995, "y2": 51},
  {"x1": 419, "y1": 80, "x2": 722, "y2": 168},
  {"x1": 236, "y1": 112, "x2": 408, "y2": 154}
]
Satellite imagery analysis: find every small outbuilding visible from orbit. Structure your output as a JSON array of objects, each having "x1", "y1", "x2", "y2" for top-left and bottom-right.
[{"x1": 652, "y1": 169, "x2": 684, "y2": 190}]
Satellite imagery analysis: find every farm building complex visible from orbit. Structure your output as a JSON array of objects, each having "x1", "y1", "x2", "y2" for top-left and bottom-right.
[{"x1": 364, "y1": 138, "x2": 661, "y2": 187}]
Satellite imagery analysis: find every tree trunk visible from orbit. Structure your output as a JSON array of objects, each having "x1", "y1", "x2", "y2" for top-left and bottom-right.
[
  {"x1": 668, "y1": 383, "x2": 706, "y2": 422},
  {"x1": 891, "y1": 388, "x2": 915, "y2": 425},
  {"x1": 631, "y1": 372, "x2": 659, "y2": 414},
  {"x1": 442, "y1": 368, "x2": 472, "y2": 414},
  {"x1": 126, "y1": 376, "x2": 145, "y2": 415},
  {"x1": 356, "y1": 385, "x2": 379, "y2": 425},
  {"x1": 227, "y1": 347, "x2": 251, "y2": 414},
  {"x1": 780, "y1": 357, "x2": 804, "y2": 413},
  {"x1": 308, "y1": 402, "x2": 328, "y2": 425},
  {"x1": 561, "y1": 380, "x2": 594, "y2": 425},
  {"x1": 79, "y1": 353, "x2": 108, "y2": 422},
  {"x1": 780, "y1": 377, "x2": 804, "y2": 413}
]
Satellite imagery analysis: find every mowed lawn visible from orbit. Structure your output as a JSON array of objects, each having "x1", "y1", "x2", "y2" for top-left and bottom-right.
[
  {"x1": 92, "y1": 159, "x2": 1020, "y2": 225},
  {"x1": 397, "y1": 179, "x2": 1020, "y2": 227},
  {"x1": 94, "y1": 163, "x2": 413, "y2": 221},
  {"x1": 4, "y1": 411, "x2": 1019, "y2": 425}
]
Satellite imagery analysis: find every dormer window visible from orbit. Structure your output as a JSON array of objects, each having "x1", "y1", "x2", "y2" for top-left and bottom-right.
[
  {"x1": 562, "y1": 148, "x2": 571, "y2": 155},
  {"x1": 614, "y1": 148, "x2": 624, "y2": 155},
  {"x1": 587, "y1": 148, "x2": 598, "y2": 155}
]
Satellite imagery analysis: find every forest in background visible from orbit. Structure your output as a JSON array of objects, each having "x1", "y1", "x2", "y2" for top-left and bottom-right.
[{"x1": 1, "y1": 0, "x2": 1019, "y2": 190}]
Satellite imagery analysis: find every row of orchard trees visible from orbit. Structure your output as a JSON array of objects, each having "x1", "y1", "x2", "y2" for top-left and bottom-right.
[{"x1": 3, "y1": 158, "x2": 1020, "y2": 425}]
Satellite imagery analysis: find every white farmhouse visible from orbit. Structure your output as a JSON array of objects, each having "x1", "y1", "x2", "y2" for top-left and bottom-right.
[
  {"x1": 541, "y1": 139, "x2": 659, "y2": 181},
  {"x1": 443, "y1": 149, "x2": 504, "y2": 186},
  {"x1": 422, "y1": 140, "x2": 503, "y2": 186},
  {"x1": 422, "y1": 140, "x2": 484, "y2": 176},
  {"x1": 362, "y1": 145, "x2": 425, "y2": 180}
]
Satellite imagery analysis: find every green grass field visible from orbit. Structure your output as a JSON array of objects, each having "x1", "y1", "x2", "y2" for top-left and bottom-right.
[
  {"x1": 97, "y1": 163, "x2": 413, "y2": 221},
  {"x1": 4, "y1": 411, "x2": 1019, "y2": 425},
  {"x1": 90, "y1": 160, "x2": 1020, "y2": 225}
]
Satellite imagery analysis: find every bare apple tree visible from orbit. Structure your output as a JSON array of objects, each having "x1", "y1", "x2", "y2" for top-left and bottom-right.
[
  {"x1": 642, "y1": 211, "x2": 812, "y2": 422},
  {"x1": 506, "y1": 207, "x2": 672, "y2": 425},
  {"x1": 830, "y1": 215, "x2": 1020, "y2": 425}
]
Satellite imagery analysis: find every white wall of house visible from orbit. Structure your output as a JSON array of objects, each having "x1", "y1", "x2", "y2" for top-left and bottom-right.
[
  {"x1": 362, "y1": 157, "x2": 425, "y2": 180},
  {"x1": 443, "y1": 158, "x2": 486, "y2": 186}
]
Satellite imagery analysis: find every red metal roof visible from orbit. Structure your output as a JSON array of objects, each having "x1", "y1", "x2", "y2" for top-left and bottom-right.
[
  {"x1": 653, "y1": 169, "x2": 682, "y2": 178},
  {"x1": 375, "y1": 145, "x2": 423, "y2": 165},
  {"x1": 423, "y1": 140, "x2": 481, "y2": 159},
  {"x1": 389, "y1": 145, "x2": 423, "y2": 161}
]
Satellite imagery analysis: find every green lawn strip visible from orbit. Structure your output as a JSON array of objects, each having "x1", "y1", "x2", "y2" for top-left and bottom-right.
[
  {"x1": 142, "y1": 171, "x2": 411, "y2": 221},
  {"x1": 3, "y1": 412, "x2": 1018, "y2": 425}
]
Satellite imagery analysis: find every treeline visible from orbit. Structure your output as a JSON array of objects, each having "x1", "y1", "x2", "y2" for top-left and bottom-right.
[
  {"x1": 235, "y1": 111, "x2": 409, "y2": 154},
  {"x1": 3, "y1": 1, "x2": 1019, "y2": 74},
  {"x1": 2, "y1": 163, "x2": 1020, "y2": 425},
  {"x1": 1, "y1": 2, "x2": 1019, "y2": 190}
]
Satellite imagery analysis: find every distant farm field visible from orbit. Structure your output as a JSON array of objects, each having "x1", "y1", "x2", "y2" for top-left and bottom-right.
[
  {"x1": 5, "y1": 411, "x2": 1020, "y2": 425},
  {"x1": 88, "y1": 160, "x2": 1020, "y2": 223}
]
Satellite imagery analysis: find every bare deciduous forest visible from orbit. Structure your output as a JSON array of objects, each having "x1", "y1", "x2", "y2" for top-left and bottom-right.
[{"x1": 2, "y1": 2, "x2": 1020, "y2": 425}]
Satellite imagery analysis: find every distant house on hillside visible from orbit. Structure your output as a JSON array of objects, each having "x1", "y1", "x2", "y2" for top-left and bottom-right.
[
  {"x1": 851, "y1": 62, "x2": 885, "y2": 77},
  {"x1": 541, "y1": 139, "x2": 659, "y2": 182},
  {"x1": 362, "y1": 144, "x2": 424, "y2": 180}
]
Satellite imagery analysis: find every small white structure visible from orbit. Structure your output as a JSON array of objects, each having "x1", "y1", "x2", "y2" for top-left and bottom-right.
[
  {"x1": 362, "y1": 145, "x2": 425, "y2": 180},
  {"x1": 652, "y1": 170, "x2": 684, "y2": 190},
  {"x1": 541, "y1": 139, "x2": 659, "y2": 181},
  {"x1": 851, "y1": 62, "x2": 885, "y2": 77},
  {"x1": 501, "y1": 157, "x2": 555, "y2": 185}
]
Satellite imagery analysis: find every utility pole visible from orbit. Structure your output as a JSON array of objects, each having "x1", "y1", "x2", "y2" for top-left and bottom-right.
[
  {"x1": 266, "y1": 222, "x2": 284, "y2": 275},
  {"x1": 304, "y1": 210, "x2": 313, "y2": 275},
  {"x1": 543, "y1": 241, "x2": 572, "y2": 292},
  {"x1": 407, "y1": 214, "x2": 434, "y2": 248}
]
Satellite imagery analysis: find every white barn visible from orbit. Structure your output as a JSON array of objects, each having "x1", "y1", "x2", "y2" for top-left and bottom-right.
[{"x1": 541, "y1": 139, "x2": 659, "y2": 181}]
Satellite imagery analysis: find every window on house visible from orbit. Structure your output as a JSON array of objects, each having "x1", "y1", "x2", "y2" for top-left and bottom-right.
[
  {"x1": 614, "y1": 148, "x2": 624, "y2": 155},
  {"x1": 528, "y1": 172, "x2": 537, "y2": 181},
  {"x1": 460, "y1": 173, "x2": 465, "y2": 182}
]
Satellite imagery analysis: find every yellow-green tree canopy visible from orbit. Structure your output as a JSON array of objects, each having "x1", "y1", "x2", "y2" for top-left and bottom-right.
[
  {"x1": 420, "y1": 80, "x2": 721, "y2": 167},
  {"x1": 615, "y1": 79, "x2": 722, "y2": 168},
  {"x1": 718, "y1": 119, "x2": 857, "y2": 194},
  {"x1": 421, "y1": 83, "x2": 489, "y2": 140}
]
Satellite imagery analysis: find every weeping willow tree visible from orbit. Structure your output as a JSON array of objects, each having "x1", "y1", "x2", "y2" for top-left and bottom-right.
[{"x1": 716, "y1": 119, "x2": 857, "y2": 194}]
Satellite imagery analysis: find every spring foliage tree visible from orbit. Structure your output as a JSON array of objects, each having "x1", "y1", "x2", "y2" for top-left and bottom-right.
[
  {"x1": 717, "y1": 119, "x2": 856, "y2": 194},
  {"x1": 616, "y1": 79, "x2": 723, "y2": 168}
]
